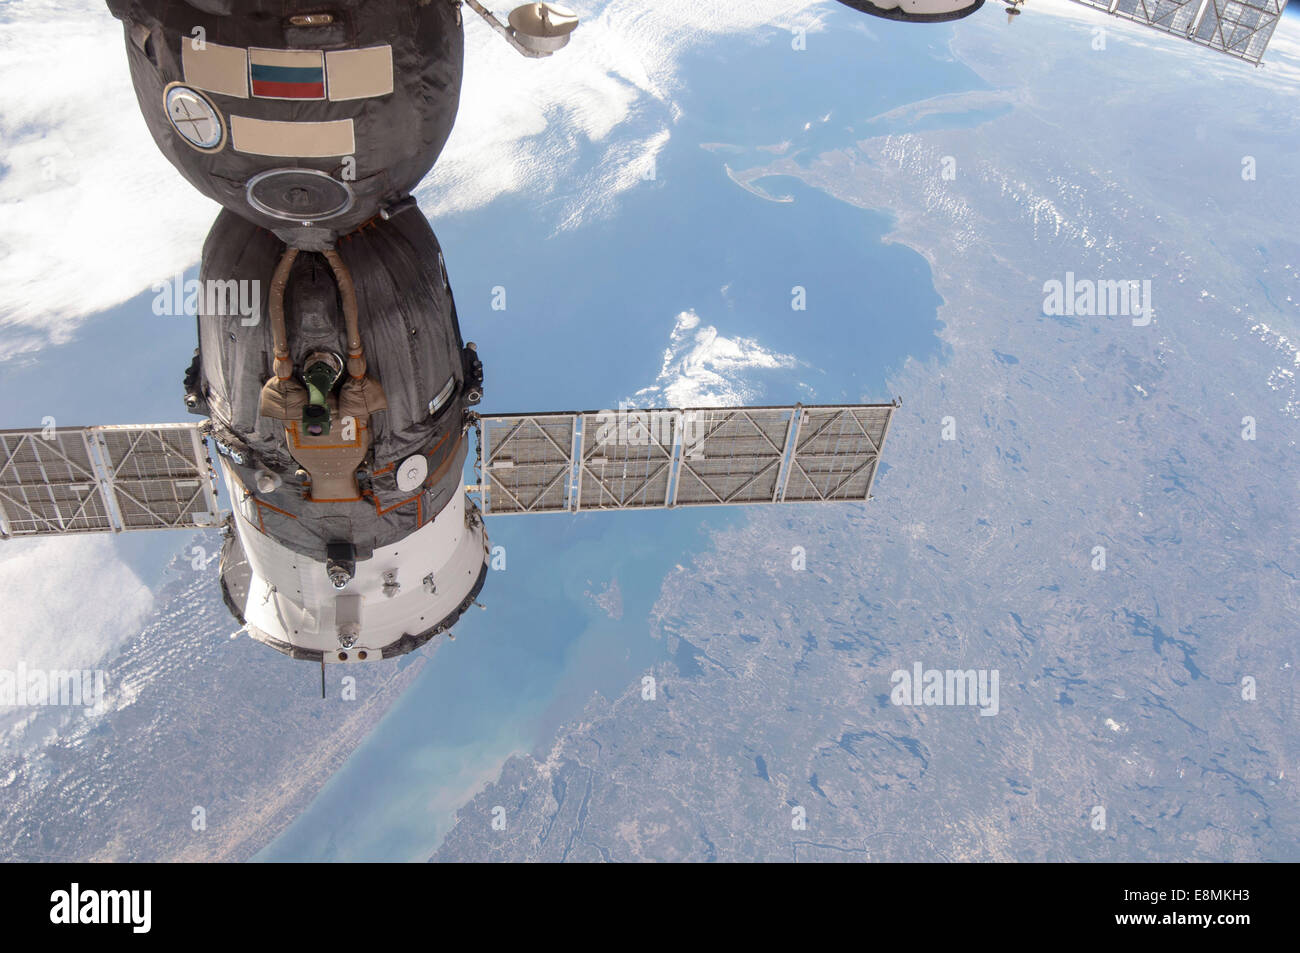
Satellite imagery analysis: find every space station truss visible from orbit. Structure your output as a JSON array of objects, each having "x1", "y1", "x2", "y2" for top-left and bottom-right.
[
  {"x1": 0, "y1": 424, "x2": 220, "y2": 539},
  {"x1": 475, "y1": 403, "x2": 897, "y2": 516},
  {"x1": 1066, "y1": 0, "x2": 1288, "y2": 65}
]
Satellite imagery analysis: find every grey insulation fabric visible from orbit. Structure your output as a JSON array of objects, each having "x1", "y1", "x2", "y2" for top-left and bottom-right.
[
  {"x1": 197, "y1": 203, "x2": 473, "y2": 560},
  {"x1": 105, "y1": 0, "x2": 463, "y2": 240}
]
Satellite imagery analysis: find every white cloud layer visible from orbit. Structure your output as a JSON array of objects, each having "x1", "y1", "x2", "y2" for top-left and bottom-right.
[
  {"x1": 0, "y1": 1, "x2": 219, "y2": 360},
  {"x1": 0, "y1": 0, "x2": 820, "y2": 358},
  {"x1": 633, "y1": 309, "x2": 797, "y2": 407},
  {"x1": 419, "y1": 1, "x2": 822, "y2": 224},
  {"x1": 0, "y1": 535, "x2": 153, "y2": 673},
  {"x1": 11, "y1": 0, "x2": 1290, "y2": 358}
]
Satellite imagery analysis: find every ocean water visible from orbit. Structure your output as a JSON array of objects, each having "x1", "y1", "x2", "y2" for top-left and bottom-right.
[{"x1": 257, "y1": 18, "x2": 976, "y2": 862}]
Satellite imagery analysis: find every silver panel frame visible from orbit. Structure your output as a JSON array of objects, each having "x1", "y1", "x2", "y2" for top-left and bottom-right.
[
  {"x1": 671, "y1": 407, "x2": 795, "y2": 508},
  {"x1": 782, "y1": 404, "x2": 895, "y2": 503},
  {"x1": 577, "y1": 410, "x2": 677, "y2": 511},
  {"x1": 1067, "y1": 0, "x2": 1289, "y2": 65},
  {"x1": 476, "y1": 402, "x2": 899, "y2": 516},
  {"x1": 478, "y1": 412, "x2": 579, "y2": 514},
  {"x1": 0, "y1": 423, "x2": 220, "y2": 539}
]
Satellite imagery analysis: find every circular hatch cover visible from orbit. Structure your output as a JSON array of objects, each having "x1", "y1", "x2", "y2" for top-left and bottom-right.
[{"x1": 245, "y1": 168, "x2": 355, "y2": 224}]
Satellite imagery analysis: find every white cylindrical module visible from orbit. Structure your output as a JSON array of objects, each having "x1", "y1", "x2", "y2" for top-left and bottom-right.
[{"x1": 227, "y1": 480, "x2": 489, "y2": 661}]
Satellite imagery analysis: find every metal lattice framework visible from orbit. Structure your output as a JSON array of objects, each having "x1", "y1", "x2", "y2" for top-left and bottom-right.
[
  {"x1": 476, "y1": 414, "x2": 578, "y2": 514},
  {"x1": 477, "y1": 403, "x2": 897, "y2": 516},
  {"x1": 0, "y1": 424, "x2": 220, "y2": 538},
  {"x1": 578, "y1": 410, "x2": 677, "y2": 510},
  {"x1": 784, "y1": 404, "x2": 894, "y2": 503},
  {"x1": 1067, "y1": 0, "x2": 1289, "y2": 65}
]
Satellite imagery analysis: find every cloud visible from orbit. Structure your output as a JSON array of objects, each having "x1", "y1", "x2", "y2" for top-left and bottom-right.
[
  {"x1": 0, "y1": 535, "x2": 153, "y2": 673},
  {"x1": 632, "y1": 309, "x2": 797, "y2": 407},
  {"x1": 0, "y1": 0, "x2": 824, "y2": 359},
  {"x1": 0, "y1": 1, "x2": 218, "y2": 360},
  {"x1": 420, "y1": 0, "x2": 823, "y2": 223},
  {"x1": 4, "y1": 0, "x2": 1296, "y2": 360}
]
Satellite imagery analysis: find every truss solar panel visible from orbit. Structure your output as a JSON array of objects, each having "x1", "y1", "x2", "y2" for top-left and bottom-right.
[
  {"x1": 96, "y1": 426, "x2": 219, "y2": 531},
  {"x1": 1067, "y1": 0, "x2": 1288, "y2": 65},
  {"x1": 673, "y1": 407, "x2": 793, "y2": 506},
  {"x1": 480, "y1": 413, "x2": 577, "y2": 514},
  {"x1": 783, "y1": 405, "x2": 892, "y2": 503},
  {"x1": 577, "y1": 410, "x2": 675, "y2": 510},
  {"x1": 0, "y1": 424, "x2": 219, "y2": 538},
  {"x1": 0, "y1": 430, "x2": 113, "y2": 536},
  {"x1": 477, "y1": 403, "x2": 897, "y2": 515}
]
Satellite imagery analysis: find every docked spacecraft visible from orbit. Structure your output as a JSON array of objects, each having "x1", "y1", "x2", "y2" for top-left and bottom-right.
[{"x1": 0, "y1": 2, "x2": 899, "y2": 666}]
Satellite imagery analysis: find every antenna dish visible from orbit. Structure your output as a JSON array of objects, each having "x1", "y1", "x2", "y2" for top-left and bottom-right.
[{"x1": 507, "y1": 3, "x2": 579, "y2": 53}]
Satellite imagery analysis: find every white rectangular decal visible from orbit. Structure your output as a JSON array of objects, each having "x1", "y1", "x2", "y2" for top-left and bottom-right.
[
  {"x1": 230, "y1": 116, "x2": 355, "y2": 157},
  {"x1": 181, "y1": 41, "x2": 249, "y2": 99},
  {"x1": 325, "y1": 46, "x2": 394, "y2": 101}
]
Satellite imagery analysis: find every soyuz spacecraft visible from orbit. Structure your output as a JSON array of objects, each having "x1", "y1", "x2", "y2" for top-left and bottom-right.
[{"x1": 0, "y1": 1, "x2": 908, "y2": 666}]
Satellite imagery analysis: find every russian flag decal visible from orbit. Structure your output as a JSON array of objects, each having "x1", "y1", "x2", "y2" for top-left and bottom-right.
[{"x1": 249, "y1": 48, "x2": 325, "y2": 100}]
